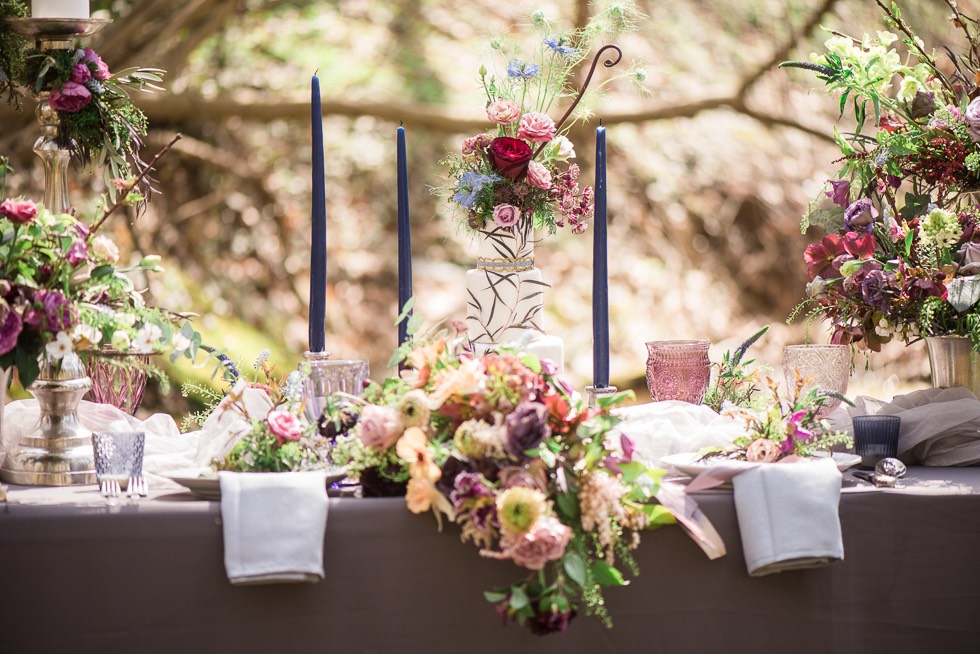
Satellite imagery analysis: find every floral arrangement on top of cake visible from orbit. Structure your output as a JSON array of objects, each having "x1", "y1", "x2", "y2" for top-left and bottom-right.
[
  {"x1": 442, "y1": 3, "x2": 649, "y2": 239},
  {"x1": 328, "y1": 329, "x2": 675, "y2": 635},
  {"x1": 783, "y1": 1, "x2": 980, "y2": 352}
]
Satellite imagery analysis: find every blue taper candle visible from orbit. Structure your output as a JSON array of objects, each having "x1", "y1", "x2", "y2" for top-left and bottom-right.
[
  {"x1": 593, "y1": 124, "x2": 610, "y2": 388},
  {"x1": 309, "y1": 74, "x2": 327, "y2": 353},
  {"x1": 397, "y1": 124, "x2": 413, "y2": 346}
]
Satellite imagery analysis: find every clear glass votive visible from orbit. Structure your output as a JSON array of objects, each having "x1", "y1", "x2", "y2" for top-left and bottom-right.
[
  {"x1": 91, "y1": 431, "x2": 145, "y2": 490},
  {"x1": 853, "y1": 415, "x2": 902, "y2": 469},
  {"x1": 645, "y1": 340, "x2": 711, "y2": 405},
  {"x1": 303, "y1": 353, "x2": 369, "y2": 422},
  {"x1": 783, "y1": 344, "x2": 851, "y2": 414}
]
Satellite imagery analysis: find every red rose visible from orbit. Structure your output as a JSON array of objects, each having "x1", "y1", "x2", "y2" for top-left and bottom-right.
[{"x1": 487, "y1": 137, "x2": 533, "y2": 180}]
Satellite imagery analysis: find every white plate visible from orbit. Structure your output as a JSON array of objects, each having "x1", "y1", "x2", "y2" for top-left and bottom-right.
[
  {"x1": 167, "y1": 468, "x2": 348, "y2": 501},
  {"x1": 661, "y1": 452, "x2": 862, "y2": 479}
]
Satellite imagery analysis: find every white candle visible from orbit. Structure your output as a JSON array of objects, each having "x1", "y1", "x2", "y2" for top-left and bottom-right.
[{"x1": 32, "y1": 0, "x2": 90, "y2": 19}]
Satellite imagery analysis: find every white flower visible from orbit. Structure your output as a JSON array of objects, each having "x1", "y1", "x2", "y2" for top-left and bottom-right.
[
  {"x1": 171, "y1": 331, "x2": 192, "y2": 353},
  {"x1": 110, "y1": 330, "x2": 131, "y2": 351},
  {"x1": 551, "y1": 135, "x2": 576, "y2": 160},
  {"x1": 90, "y1": 235, "x2": 120, "y2": 264},
  {"x1": 897, "y1": 76, "x2": 921, "y2": 103},
  {"x1": 876, "y1": 31, "x2": 898, "y2": 46},
  {"x1": 875, "y1": 318, "x2": 894, "y2": 338},
  {"x1": 71, "y1": 323, "x2": 103, "y2": 348},
  {"x1": 45, "y1": 331, "x2": 73, "y2": 360},
  {"x1": 132, "y1": 324, "x2": 163, "y2": 353},
  {"x1": 115, "y1": 313, "x2": 137, "y2": 328},
  {"x1": 241, "y1": 386, "x2": 274, "y2": 420}
]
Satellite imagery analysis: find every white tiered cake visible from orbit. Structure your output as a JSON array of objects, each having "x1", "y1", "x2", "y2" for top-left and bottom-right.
[{"x1": 465, "y1": 224, "x2": 565, "y2": 370}]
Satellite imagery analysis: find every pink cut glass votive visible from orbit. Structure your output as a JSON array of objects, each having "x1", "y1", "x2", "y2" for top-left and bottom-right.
[
  {"x1": 646, "y1": 340, "x2": 711, "y2": 405},
  {"x1": 782, "y1": 344, "x2": 851, "y2": 415}
]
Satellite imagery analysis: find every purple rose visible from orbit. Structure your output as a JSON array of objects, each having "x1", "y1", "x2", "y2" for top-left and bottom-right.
[
  {"x1": 0, "y1": 305, "x2": 23, "y2": 356},
  {"x1": 965, "y1": 97, "x2": 980, "y2": 142},
  {"x1": 70, "y1": 63, "x2": 91, "y2": 84},
  {"x1": 843, "y1": 198, "x2": 878, "y2": 233},
  {"x1": 82, "y1": 48, "x2": 110, "y2": 81},
  {"x1": 66, "y1": 240, "x2": 88, "y2": 267},
  {"x1": 0, "y1": 198, "x2": 37, "y2": 224},
  {"x1": 504, "y1": 401, "x2": 551, "y2": 458},
  {"x1": 825, "y1": 180, "x2": 851, "y2": 207},
  {"x1": 49, "y1": 82, "x2": 92, "y2": 113},
  {"x1": 860, "y1": 269, "x2": 894, "y2": 311}
]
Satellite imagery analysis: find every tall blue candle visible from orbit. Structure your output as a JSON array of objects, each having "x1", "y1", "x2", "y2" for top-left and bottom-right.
[
  {"x1": 309, "y1": 74, "x2": 327, "y2": 353},
  {"x1": 593, "y1": 124, "x2": 610, "y2": 388},
  {"x1": 397, "y1": 124, "x2": 413, "y2": 346}
]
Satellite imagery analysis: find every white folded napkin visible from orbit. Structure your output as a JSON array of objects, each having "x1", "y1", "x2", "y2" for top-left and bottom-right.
[
  {"x1": 847, "y1": 388, "x2": 980, "y2": 466},
  {"x1": 732, "y1": 458, "x2": 843, "y2": 577},
  {"x1": 218, "y1": 470, "x2": 329, "y2": 585}
]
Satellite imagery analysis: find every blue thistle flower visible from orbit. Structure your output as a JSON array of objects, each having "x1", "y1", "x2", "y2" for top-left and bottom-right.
[
  {"x1": 453, "y1": 171, "x2": 502, "y2": 209},
  {"x1": 544, "y1": 38, "x2": 575, "y2": 56}
]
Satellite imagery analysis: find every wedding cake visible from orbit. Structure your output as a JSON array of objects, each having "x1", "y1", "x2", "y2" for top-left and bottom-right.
[{"x1": 465, "y1": 224, "x2": 565, "y2": 371}]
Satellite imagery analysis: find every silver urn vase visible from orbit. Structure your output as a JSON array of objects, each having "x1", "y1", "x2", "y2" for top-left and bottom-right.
[
  {"x1": 925, "y1": 336, "x2": 980, "y2": 399},
  {"x1": 0, "y1": 351, "x2": 96, "y2": 486}
]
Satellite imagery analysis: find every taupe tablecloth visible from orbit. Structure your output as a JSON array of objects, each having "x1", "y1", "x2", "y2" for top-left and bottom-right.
[{"x1": 1, "y1": 468, "x2": 979, "y2": 654}]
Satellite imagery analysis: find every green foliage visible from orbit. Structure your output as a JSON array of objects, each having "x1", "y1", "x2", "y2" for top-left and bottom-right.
[{"x1": 703, "y1": 325, "x2": 769, "y2": 412}]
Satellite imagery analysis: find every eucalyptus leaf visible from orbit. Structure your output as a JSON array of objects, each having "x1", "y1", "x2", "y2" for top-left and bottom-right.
[
  {"x1": 563, "y1": 551, "x2": 587, "y2": 587},
  {"x1": 591, "y1": 560, "x2": 626, "y2": 587},
  {"x1": 509, "y1": 585, "x2": 529, "y2": 610}
]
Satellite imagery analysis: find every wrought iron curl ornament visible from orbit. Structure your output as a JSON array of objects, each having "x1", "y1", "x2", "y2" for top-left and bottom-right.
[{"x1": 532, "y1": 43, "x2": 623, "y2": 161}]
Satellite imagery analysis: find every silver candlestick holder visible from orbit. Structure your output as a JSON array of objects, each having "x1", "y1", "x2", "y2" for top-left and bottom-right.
[
  {"x1": 585, "y1": 384, "x2": 618, "y2": 410},
  {"x1": 5, "y1": 17, "x2": 111, "y2": 213}
]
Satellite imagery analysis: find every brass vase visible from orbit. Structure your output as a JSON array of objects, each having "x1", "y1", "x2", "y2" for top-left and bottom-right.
[
  {"x1": 0, "y1": 351, "x2": 95, "y2": 486},
  {"x1": 925, "y1": 336, "x2": 980, "y2": 399}
]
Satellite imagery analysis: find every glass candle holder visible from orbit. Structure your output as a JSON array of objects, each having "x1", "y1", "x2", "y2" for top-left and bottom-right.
[
  {"x1": 91, "y1": 431, "x2": 145, "y2": 489},
  {"x1": 645, "y1": 340, "x2": 711, "y2": 404},
  {"x1": 852, "y1": 415, "x2": 902, "y2": 469},
  {"x1": 782, "y1": 344, "x2": 851, "y2": 415},
  {"x1": 303, "y1": 353, "x2": 369, "y2": 422}
]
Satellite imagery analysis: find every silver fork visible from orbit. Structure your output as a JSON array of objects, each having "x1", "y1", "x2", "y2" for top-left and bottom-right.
[{"x1": 128, "y1": 475, "x2": 148, "y2": 498}]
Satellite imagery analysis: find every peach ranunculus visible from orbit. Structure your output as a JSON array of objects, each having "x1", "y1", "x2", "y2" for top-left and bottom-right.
[
  {"x1": 405, "y1": 477, "x2": 455, "y2": 527},
  {"x1": 517, "y1": 112, "x2": 556, "y2": 143},
  {"x1": 396, "y1": 426, "x2": 441, "y2": 482},
  {"x1": 428, "y1": 357, "x2": 487, "y2": 408},
  {"x1": 486, "y1": 99, "x2": 521, "y2": 125},
  {"x1": 526, "y1": 161, "x2": 552, "y2": 190},
  {"x1": 745, "y1": 438, "x2": 782, "y2": 463}
]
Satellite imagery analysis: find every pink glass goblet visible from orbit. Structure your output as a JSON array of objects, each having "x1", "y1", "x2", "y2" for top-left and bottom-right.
[{"x1": 645, "y1": 340, "x2": 711, "y2": 405}]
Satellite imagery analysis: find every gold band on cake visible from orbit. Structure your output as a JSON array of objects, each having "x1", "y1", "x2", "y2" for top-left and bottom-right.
[{"x1": 476, "y1": 256, "x2": 535, "y2": 272}]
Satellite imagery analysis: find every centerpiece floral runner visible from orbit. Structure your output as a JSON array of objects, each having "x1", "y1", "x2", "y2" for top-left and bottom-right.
[
  {"x1": 786, "y1": 0, "x2": 980, "y2": 352},
  {"x1": 327, "y1": 326, "x2": 674, "y2": 634}
]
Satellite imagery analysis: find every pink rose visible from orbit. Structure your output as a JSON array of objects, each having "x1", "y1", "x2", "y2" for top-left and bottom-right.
[
  {"x1": 0, "y1": 198, "x2": 38, "y2": 224},
  {"x1": 486, "y1": 99, "x2": 521, "y2": 125},
  {"x1": 492, "y1": 203, "x2": 521, "y2": 229},
  {"x1": 49, "y1": 82, "x2": 92, "y2": 113},
  {"x1": 552, "y1": 135, "x2": 575, "y2": 160},
  {"x1": 526, "y1": 161, "x2": 552, "y2": 189},
  {"x1": 267, "y1": 410, "x2": 303, "y2": 445},
  {"x1": 357, "y1": 404, "x2": 404, "y2": 450},
  {"x1": 70, "y1": 63, "x2": 91, "y2": 84},
  {"x1": 517, "y1": 112, "x2": 556, "y2": 143},
  {"x1": 462, "y1": 133, "x2": 493, "y2": 160},
  {"x1": 82, "y1": 48, "x2": 110, "y2": 81},
  {"x1": 505, "y1": 515, "x2": 572, "y2": 570}
]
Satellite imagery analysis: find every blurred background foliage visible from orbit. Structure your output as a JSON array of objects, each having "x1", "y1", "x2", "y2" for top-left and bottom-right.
[{"x1": 0, "y1": 0, "x2": 957, "y2": 420}]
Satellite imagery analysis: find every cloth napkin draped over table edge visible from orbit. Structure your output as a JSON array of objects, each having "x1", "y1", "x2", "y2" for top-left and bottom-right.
[{"x1": 219, "y1": 470, "x2": 329, "y2": 585}]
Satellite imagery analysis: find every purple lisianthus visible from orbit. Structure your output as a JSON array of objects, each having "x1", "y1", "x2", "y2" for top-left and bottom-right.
[
  {"x1": 825, "y1": 179, "x2": 851, "y2": 207},
  {"x1": 36, "y1": 289, "x2": 75, "y2": 332},
  {"x1": 66, "y1": 240, "x2": 88, "y2": 267},
  {"x1": 82, "y1": 48, "x2": 110, "y2": 81},
  {"x1": 0, "y1": 304, "x2": 23, "y2": 356},
  {"x1": 843, "y1": 198, "x2": 878, "y2": 233},
  {"x1": 504, "y1": 401, "x2": 551, "y2": 458},
  {"x1": 49, "y1": 82, "x2": 92, "y2": 113},
  {"x1": 70, "y1": 63, "x2": 91, "y2": 84},
  {"x1": 860, "y1": 269, "x2": 894, "y2": 311}
]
